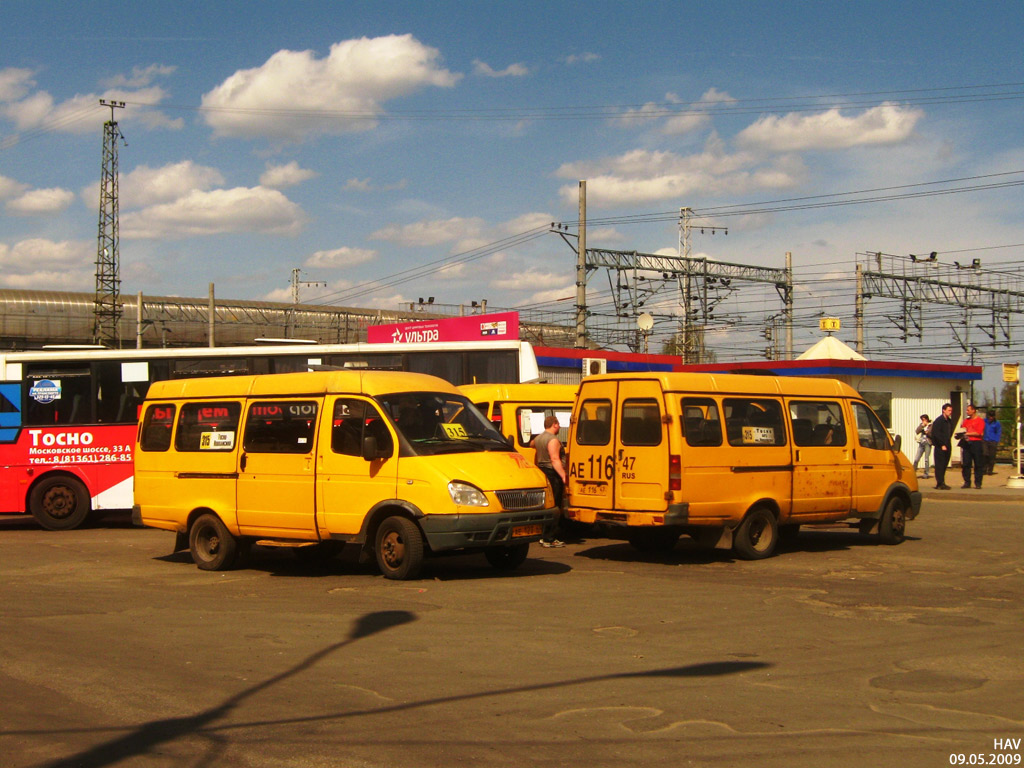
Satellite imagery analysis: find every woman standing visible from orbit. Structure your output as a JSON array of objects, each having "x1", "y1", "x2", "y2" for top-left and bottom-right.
[{"x1": 913, "y1": 414, "x2": 932, "y2": 478}]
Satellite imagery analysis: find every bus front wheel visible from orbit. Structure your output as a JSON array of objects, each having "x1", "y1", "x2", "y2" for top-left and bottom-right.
[
  {"x1": 30, "y1": 476, "x2": 91, "y2": 531},
  {"x1": 733, "y1": 507, "x2": 778, "y2": 560},
  {"x1": 189, "y1": 514, "x2": 238, "y2": 571},
  {"x1": 374, "y1": 516, "x2": 424, "y2": 580}
]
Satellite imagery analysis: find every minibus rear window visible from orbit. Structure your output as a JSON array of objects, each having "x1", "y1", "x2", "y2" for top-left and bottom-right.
[
  {"x1": 139, "y1": 404, "x2": 176, "y2": 452},
  {"x1": 620, "y1": 399, "x2": 662, "y2": 446},
  {"x1": 576, "y1": 399, "x2": 612, "y2": 446}
]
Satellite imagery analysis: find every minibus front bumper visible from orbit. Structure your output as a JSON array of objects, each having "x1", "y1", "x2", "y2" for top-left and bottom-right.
[{"x1": 419, "y1": 508, "x2": 557, "y2": 551}]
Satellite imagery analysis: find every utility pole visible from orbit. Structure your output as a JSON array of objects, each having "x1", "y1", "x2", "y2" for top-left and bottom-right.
[
  {"x1": 93, "y1": 99, "x2": 125, "y2": 346},
  {"x1": 291, "y1": 268, "x2": 327, "y2": 304},
  {"x1": 575, "y1": 180, "x2": 587, "y2": 348}
]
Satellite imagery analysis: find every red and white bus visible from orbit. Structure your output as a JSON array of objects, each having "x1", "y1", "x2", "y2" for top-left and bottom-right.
[{"x1": 0, "y1": 340, "x2": 540, "y2": 529}]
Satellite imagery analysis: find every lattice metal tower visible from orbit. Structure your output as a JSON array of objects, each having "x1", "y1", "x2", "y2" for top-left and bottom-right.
[{"x1": 93, "y1": 99, "x2": 125, "y2": 346}]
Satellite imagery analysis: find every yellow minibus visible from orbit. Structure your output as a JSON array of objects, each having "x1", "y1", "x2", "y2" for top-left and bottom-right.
[
  {"x1": 566, "y1": 372, "x2": 921, "y2": 559},
  {"x1": 459, "y1": 383, "x2": 577, "y2": 462},
  {"x1": 132, "y1": 370, "x2": 556, "y2": 579}
]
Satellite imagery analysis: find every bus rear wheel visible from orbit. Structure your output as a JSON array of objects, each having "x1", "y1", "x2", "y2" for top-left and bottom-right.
[
  {"x1": 30, "y1": 476, "x2": 91, "y2": 530},
  {"x1": 189, "y1": 513, "x2": 238, "y2": 571},
  {"x1": 375, "y1": 516, "x2": 424, "y2": 580},
  {"x1": 733, "y1": 507, "x2": 778, "y2": 560}
]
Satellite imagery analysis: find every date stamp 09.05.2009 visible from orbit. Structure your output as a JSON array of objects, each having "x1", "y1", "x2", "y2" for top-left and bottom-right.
[{"x1": 949, "y1": 738, "x2": 1022, "y2": 765}]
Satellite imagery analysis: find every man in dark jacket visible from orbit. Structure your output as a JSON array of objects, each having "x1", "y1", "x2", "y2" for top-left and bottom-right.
[{"x1": 930, "y1": 402, "x2": 954, "y2": 489}]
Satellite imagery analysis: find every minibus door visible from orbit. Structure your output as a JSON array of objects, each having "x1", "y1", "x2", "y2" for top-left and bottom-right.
[
  {"x1": 614, "y1": 384, "x2": 670, "y2": 511},
  {"x1": 850, "y1": 402, "x2": 903, "y2": 512},
  {"x1": 236, "y1": 399, "x2": 320, "y2": 537},
  {"x1": 787, "y1": 400, "x2": 853, "y2": 516},
  {"x1": 568, "y1": 381, "x2": 619, "y2": 510},
  {"x1": 317, "y1": 397, "x2": 399, "y2": 536}
]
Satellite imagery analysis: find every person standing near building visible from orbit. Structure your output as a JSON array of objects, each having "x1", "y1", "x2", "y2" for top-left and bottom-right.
[
  {"x1": 534, "y1": 415, "x2": 567, "y2": 547},
  {"x1": 983, "y1": 410, "x2": 1002, "y2": 476},
  {"x1": 930, "y1": 403, "x2": 954, "y2": 490},
  {"x1": 959, "y1": 403, "x2": 985, "y2": 489},
  {"x1": 912, "y1": 414, "x2": 932, "y2": 478}
]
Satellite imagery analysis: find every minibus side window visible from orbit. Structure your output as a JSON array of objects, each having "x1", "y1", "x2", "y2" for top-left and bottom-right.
[
  {"x1": 788, "y1": 401, "x2": 846, "y2": 447},
  {"x1": 576, "y1": 399, "x2": 612, "y2": 446},
  {"x1": 852, "y1": 402, "x2": 890, "y2": 451},
  {"x1": 139, "y1": 404, "x2": 176, "y2": 452},
  {"x1": 681, "y1": 398, "x2": 722, "y2": 447},
  {"x1": 332, "y1": 399, "x2": 393, "y2": 457},
  {"x1": 723, "y1": 398, "x2": 787, "y2": 447},
  {"x1": 620, "y1": 399, "x2": 662, "y2": 446},
  {"x1": 175, "y1": 402, "x2": 241, "y2": 452},
  {"x1": 514, "y1": 406, "x2": 571, "y2": 445},
  {"x1": 243, "y1": 400, "x2": 318, "y2": 454}
]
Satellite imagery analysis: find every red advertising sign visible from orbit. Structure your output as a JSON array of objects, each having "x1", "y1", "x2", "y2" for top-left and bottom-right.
[{"x1": 367, "y1": 311, "x2": 519, "y2": 344}]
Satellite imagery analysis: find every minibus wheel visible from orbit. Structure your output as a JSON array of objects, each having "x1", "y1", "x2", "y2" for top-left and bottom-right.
[
  {"x1": 375, "y1": 516, "x2": 424, "y2": 580},
  {"x1": 484, "y1": 543, "x2": 529, "y2": 570},
  {"x1": 879, "y1": 497, "x2": 907, "y2": 545},
  {"x1": 189, "y1": 514, "x2": 239, "y2": 571},
  {"x1": 733, "y1": 507, "x2": 778, "y2": 560},
  {"x1": 30, "y1": 476, "x2": 90, "y2": 531}
]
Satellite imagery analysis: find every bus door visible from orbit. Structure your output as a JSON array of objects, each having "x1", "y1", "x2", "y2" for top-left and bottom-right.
[
  {"x1": 721, "y1": 396, "x2": 791, "y2": 516},
  {"x1": 787, "y1": 400, "x2": 853, "y2": 517},
  {"x1": 614, "y1": 383, "x2": 669, "y2": 511},
  {"x1": 568, "y1": 380, "x2": 618, "y2": 510},
  {"x1": 236, "y1": 398, "x2": 320, "y2": 537},
  {"x1": 317, "y1": 397, "x2": 398, "y2": 536},
  {"x1": 850, "y1": 401, "x2": 903, "y2": 513}
]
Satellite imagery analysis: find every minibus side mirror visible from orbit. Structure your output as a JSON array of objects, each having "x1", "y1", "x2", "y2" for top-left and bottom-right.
[
  {"x1": 361, "y1": 435, "x2": 391, "y2": 461},
  {"x1": 892, "y1": 434, "x2": 902, "y2": 453}
]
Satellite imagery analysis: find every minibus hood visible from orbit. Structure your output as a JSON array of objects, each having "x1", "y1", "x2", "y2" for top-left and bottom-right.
[{"x1": 404, "y1": 450, "x2": 545, "y2": 491}]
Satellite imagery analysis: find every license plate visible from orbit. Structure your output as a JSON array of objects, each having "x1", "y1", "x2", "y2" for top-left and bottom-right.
[
  {"x1": 512, "y1": 524, "x2": 543, "y2": 538},
  {"x1": 578, "y1": 483, "x2": 606, "y2": 495}
]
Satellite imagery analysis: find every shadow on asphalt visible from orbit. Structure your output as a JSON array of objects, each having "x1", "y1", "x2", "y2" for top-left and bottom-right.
[{"x1": 20, "y1": 607, "x2": 770, "y2": 768}]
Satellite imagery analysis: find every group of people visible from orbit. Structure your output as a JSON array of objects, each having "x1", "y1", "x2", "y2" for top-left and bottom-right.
[{"x1": 913, "y1": 404, "x2": 1002, "y2": 490}]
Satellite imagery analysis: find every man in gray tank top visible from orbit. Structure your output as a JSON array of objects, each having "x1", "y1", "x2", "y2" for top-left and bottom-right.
[{"x1": 534, "y1": 416, "x2": 567, "y2": 547}]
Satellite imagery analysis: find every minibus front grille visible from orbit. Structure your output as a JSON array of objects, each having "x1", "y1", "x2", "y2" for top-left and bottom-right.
[{"x1": 496, "y1": 488, "x2": 547, "y2": 511}]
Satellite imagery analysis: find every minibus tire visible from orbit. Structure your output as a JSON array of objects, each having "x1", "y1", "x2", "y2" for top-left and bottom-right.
[
  {"x1": 484, "y1": 543, "x2": 529, "y2": 570},
  {"x1": 189, "y1": 514, "x2": 239, "y2": 571},
  {"x1": 30, "y1": 476, "x2": 91, "y2": 531},
  {"x1": 879, "y1": 497, "x2": 907, "y2": 545},
  {"x1": 733, "y1": 507, "x2": 778, "y2": 560},
  {"x1": 375, "y1": 516, "x2": 424, "y2": 580}
]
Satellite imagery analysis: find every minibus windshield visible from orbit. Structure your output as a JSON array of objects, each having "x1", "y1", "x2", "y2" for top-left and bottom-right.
[{"x1": 377, "y1": 391, "x2": 512, "y2": 455}]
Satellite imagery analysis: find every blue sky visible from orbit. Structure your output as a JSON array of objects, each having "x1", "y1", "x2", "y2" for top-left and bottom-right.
[{"x1": 2, "y1": 1, "x2": 1024, "y2": 384}]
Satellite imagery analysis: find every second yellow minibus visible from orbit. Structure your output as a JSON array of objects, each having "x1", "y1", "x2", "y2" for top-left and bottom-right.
[
  {"x1": 133, "y1": 370, "x2": 556, "y2": 579},
  {"x1": 459, "y1": 383, "x2": 577, "y2": 461},
  {"x1": 566, "y1": 372, "x2": 922, "y2": 559}
]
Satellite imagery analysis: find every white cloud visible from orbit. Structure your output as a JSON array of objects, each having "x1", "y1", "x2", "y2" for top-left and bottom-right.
[
  {"x1": 344, "y1": 177, "x2": 408, "y2": 192},
  {"x1": 201, "y1": 34, "x2": 461, "y2": 141},
  {"x1": 491, "y1": 270, "x2": 565, "y2": 291},
  {"x1": 524, "y1": 284, "x2": 577, "y2": 304},
  {"x1": 2, "y1": 81, "x2": 178, "y2": 135},
  {"x1": 556, "y1": 141, "x2": 806, "y2": 207},
  {"x1": 0, "y1": 174, "x2": 29, "y2": 199},
  {"x1": 0, "y1": 238, "x2": 93, "y2": 289},
  {"x1": 662, "y1": 88, "x2": 736, "y2": 136},
  {"x1": 120, "y1": 187, "x2": 306, "y2": 239},
  {"x1": 564, "y1": 53, "x2": 600, "y2": 65},
  {"x1": 260, "y1": 161, "x2": 318, "y2": 189},
  {"x1": 737, "y1": 103, "x2": 923, "y2": 151},
  {"x1": 0, "y1": 67, "x2": 35, "y2": 101},
  {"x1": 370, "y1": 216, "x2": 486, "y2": 247},
  {"x1": 103, "y1": 64, "x2": 176, "y2": 89},
  {"x1": 106, "y1": 161, "x2": 226, "y2": 210},
  {"x1": 473, "y1": 60, "x2": 529, "y2": 77},
  {"x1": 305, "y1": 246, "x2": 376, "y2": 268},
  {"x1": 6, "y1": 187, "x2": 75, "y2": 214}
]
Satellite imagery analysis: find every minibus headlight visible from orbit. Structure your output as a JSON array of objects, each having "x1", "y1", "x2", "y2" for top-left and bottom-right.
[{"x1": 448, "y1": 481, "x2": 489, "y2": 507}]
